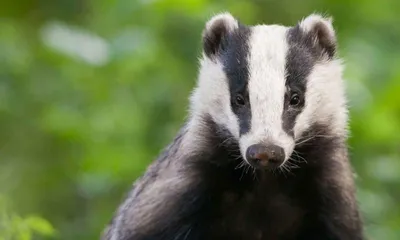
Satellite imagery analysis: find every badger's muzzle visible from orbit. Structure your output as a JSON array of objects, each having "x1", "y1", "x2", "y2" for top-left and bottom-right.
[{"x1": 245, "y1": 144, "x2": 285, "y2": 169}]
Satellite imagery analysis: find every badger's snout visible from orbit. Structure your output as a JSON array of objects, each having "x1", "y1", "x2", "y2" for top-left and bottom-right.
[{"x1": 245, "y1": 144, "x2": 285, "y2": 169}]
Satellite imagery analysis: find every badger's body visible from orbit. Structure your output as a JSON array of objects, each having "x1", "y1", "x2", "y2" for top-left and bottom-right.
[{"x1": 102, "y1": 13, "x2": 364, "y2": 240}]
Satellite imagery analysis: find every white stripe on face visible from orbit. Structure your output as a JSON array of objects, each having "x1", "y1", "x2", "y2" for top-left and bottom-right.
[{"x1": 239, "y1": 25, "x2": 295, "y2": 164}]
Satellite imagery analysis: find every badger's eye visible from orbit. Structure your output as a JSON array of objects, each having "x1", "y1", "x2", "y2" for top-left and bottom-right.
[
  {"x1": 289, "y1": 94, "x2": 301, "y2": 106},
  {"x1": 235, "y1": 95, "x2": 245, "y2": 106}
]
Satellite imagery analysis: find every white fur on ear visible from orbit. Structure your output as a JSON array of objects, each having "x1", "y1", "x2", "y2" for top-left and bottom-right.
[
  {"x1": 299, "y1": 14, "x2": 337, "y2": 58},
  {"x1": 202, "y1": 12, "x2": 239, "y2": 59}
]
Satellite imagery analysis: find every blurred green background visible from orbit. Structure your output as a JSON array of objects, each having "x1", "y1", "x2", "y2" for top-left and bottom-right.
[{"x1": 1, "y1": 0, "x2": 400, "y2": 239}]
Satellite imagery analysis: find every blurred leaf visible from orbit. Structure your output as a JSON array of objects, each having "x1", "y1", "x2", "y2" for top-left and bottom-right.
[{"x1": 24, "y1": 216, "x2": 56, "y2": 236}]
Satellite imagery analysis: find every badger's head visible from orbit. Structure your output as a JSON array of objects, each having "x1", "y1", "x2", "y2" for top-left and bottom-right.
[{"x1": 190, "y1": 13, "x2": 348, "y2": 170}]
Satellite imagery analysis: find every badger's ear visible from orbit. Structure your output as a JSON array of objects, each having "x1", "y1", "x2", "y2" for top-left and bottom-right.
[
  {"x1": 202, "y1": 12, "x2": 239, "y2": 59},
  {"x1": 299, "y1": 14, "x2": 337, "y2": 58}
]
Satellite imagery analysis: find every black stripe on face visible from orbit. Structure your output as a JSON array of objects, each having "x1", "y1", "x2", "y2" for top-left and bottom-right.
[
  {"x1": 220, "y1": 24, "x2": 252, "y2": 136},
  {"x1": 283, "y1": 25, "x2": 321, "y2": 136}
]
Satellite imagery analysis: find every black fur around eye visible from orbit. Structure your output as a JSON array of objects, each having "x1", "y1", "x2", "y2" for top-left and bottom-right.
[
  {"x1": 289, "y1": 94, "x2": 301, "y2": 106},
  {"x1": 235, "y1": 95, "x2": 245, "y2": 106}
]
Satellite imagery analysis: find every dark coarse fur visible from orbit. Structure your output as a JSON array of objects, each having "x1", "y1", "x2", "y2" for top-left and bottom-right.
[{"x1": 102, "y1": 114, "x2": 364, "y2": 240}]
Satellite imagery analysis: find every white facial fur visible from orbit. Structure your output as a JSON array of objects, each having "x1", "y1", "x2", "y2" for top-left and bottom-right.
[
  {"x1": 189, "y1": 13, "x2": 347, "y2": 166},
  {"x1": 294, "y1": 59, "x2": 347, "y2": 140},
  {"x1": 239, "y1": 25, "x2": 294, "y2": 165}
]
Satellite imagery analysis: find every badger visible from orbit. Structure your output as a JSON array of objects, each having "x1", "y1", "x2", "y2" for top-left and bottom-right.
[{"x1": 102, "y1": 13, "x2": 364, "y2": 240}]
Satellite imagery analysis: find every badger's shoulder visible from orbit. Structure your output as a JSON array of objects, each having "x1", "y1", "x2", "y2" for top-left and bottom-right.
[{"x1": 101, "y1": 124, "x2": 212, "y2": 239}]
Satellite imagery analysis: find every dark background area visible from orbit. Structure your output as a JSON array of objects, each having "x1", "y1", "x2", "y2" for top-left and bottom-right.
[{"x1": 1, "y1": 0, "x2": 399, "y2": 239}]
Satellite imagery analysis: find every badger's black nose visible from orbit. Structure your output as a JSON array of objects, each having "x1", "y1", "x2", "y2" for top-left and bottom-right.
[{"x1": 245, "y1": 144, "x2": 285, "y2": 169}]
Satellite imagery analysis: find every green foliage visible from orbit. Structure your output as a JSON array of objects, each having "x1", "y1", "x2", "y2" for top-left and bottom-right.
[
  {"x1": 0, "y1": 0, "x2": 399, "y2": 239},
  {"x1": 0, "y1": 196, "x2": 56, "y2": 240}
]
